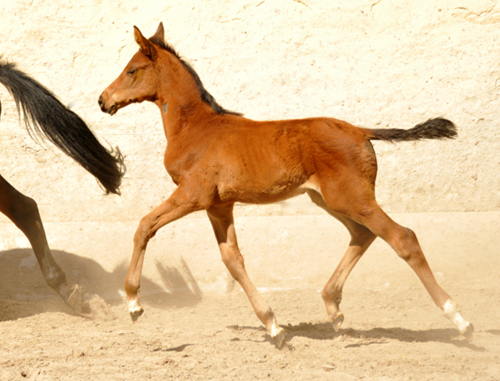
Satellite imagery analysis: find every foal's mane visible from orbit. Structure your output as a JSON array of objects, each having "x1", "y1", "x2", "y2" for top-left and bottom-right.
[{"x1": 149, "y1": 36, "x2": 242, "y2": 116}]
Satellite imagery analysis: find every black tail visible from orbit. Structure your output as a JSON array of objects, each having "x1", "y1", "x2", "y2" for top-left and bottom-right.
[
  {"x1": 0, "y1": 60, "x2": 125, "y2": 194},
  {"x1": 366, "y1": 118, "x2": 457, "y2": 143}
]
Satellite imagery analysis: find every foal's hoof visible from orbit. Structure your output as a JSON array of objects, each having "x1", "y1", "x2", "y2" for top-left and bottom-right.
[
  {"x1": 462, "y1": 323, "x2": 474, "y2": 343},
  {"x1": 130, "y1": 308, "x2": 144, "y2": 323},
  {"x1": 270, "y1": 322, "x2": 287, "y2": 349},
  {"x1": 272, "y1": 329, "x2": 287, "y2": 349},
  {"x1": 332, "y1": 312, "x2": 344, "y2": 332}
]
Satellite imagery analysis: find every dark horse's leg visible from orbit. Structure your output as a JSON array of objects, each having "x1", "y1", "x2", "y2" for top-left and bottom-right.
[{"x1": 0, "y1": 174, "x2": 84, "y2": 312}]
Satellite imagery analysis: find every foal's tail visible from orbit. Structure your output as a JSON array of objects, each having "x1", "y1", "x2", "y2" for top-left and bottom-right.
[
  {"x1": 362, "y1": 118, "x2": 457, "y2": 143},
  {"x1": 0, "y1": 60, "x2": 125, "y2": 195}
]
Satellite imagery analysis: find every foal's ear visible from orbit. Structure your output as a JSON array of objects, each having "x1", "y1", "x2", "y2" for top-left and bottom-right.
[
  {"x1": 151, "y1": 22, "x2": 165, "y2": 44},
  {"x1": 133, "y1": 26, "x2": 157, "y2": 60}
]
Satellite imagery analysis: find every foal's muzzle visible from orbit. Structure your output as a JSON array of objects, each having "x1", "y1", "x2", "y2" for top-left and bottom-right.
[{"x1": 98, "y1": 95, "x2": 117, "y2": 115}]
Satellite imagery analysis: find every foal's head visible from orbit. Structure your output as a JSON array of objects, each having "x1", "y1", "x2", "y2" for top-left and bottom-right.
[
  {"x1": 98, "y1": 23, "x2": 165, "y2": 115},
  {"x1": 99, "y1": 23, "x2": 241, "y2": 117}
]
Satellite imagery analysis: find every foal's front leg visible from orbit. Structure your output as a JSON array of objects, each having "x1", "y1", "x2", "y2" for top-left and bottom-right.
[
  {"x1": 207, "y1": 204, "x2": 287, "y2": 348},
  {"x1": 125, "y1": 186, "x2": 203, "y2": 321}
]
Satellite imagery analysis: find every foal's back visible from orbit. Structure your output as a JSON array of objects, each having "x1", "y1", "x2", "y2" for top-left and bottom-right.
[{"x1": 176, "y1": 113, "x2": 374, "y2": 205}]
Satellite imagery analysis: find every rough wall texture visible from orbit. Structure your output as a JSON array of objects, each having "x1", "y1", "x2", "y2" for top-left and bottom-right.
[{"x1": 0, "y1": 0, "x2": 499, "y2": 294}]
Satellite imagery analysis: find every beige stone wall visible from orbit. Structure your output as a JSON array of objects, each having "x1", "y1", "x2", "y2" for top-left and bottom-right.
[{"x1": 1, "y1": 0, "x2": 498, "y2": 295}]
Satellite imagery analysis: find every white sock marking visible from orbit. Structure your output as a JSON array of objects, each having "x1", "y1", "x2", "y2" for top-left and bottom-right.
[{"x1": 443, "y1": 299, "x2": 470, "y2": 334}]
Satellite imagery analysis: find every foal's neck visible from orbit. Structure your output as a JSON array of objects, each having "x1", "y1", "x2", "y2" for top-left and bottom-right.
[{"x1": 154, "y1": 51, "x2": 213, "y2": 139}]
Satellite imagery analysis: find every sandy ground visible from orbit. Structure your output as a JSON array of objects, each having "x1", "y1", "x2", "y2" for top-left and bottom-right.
[{"x1": 1, "y1": 246, "x2": 499, "y2": 381}]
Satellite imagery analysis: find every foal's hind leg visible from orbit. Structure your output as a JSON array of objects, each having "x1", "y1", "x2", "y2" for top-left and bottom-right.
[
  {"x1": 207, "y1": 204, "x2": 287, "y2": 348},
  {"x1": 345, "y1": 201, "x2": 473, "y2": 340},
  {"x1": 307, "y1": 190, "x2": 376, "y2": 332},
  {"x1": 0, "y1": 175, "x2": 83, "y2": 312}
]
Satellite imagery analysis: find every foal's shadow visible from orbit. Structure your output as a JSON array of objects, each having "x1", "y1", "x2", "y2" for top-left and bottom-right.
[
  {"x1": 229, "y1": 322, "x2": 485, "y2": 351},
  {"x1": 0, "y1": 248, "x2": 202, "y2": 321},
  {"x1": 288, "y1": 322, "x2": 485, "y2": 351}
]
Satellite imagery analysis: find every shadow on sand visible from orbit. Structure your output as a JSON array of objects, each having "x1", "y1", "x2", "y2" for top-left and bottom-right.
[
  {"x1": 228, "y1": 322, "x2": 486, "y2": 351},
  {"x1": 0, "y1": 248, "x2": 202, "y2": 321}
]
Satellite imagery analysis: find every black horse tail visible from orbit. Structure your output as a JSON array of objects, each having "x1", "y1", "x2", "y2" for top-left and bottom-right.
[
  {"x1": 0, "y1": 60, "x2": 125, "y2": 194},
  {"x1": 363, "y1": 118, "x2": 457, "y2": 143}
]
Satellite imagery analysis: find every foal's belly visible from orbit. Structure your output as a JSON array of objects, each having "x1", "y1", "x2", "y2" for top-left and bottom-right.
[{"x1": 215, "y1": 175, "x2": 318, "y2": 205}]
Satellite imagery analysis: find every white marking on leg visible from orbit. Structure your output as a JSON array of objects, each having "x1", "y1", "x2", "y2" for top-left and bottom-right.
[
  {"x1": 443, "y1": 299, "x2": 470, "y2": 334},
  {"x1": 270, "y1": 321, "x2": 284, "y2": 338},
  {"x1": 128, "y1": 298, "x2": 142, "y2": 314}
]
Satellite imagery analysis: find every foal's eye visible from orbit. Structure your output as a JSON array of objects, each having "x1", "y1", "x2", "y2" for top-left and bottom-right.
[{"x1": 127, "y1": 68, "x2": 137, "y2": 75}]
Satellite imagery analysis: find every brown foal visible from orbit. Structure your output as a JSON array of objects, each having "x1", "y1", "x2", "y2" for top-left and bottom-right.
[{"x1": 99, "y1": 23, "x2": 473, "y2": 347}]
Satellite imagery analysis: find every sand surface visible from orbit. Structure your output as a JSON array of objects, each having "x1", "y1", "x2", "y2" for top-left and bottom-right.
[{"x1": 1, "y1": 245, "x2": 499, "y2": 381}]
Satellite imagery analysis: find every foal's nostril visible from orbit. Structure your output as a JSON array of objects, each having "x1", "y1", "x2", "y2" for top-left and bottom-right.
[{"x1": 98, "y1": 94, "x2": 117, "y2": 115}]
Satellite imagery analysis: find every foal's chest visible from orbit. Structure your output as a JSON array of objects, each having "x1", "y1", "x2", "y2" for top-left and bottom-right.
[{"x1": 163, "y1": 142, "x2": 206, "y2": 185}]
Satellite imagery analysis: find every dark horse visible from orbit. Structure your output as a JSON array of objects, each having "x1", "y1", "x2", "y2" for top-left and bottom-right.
[
  {"x1": 0, "y1": 59, "x2": 125, "y2": 313},
  {"x1": 99, "y1": 23, "x2": 472, "y2": 347}
]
